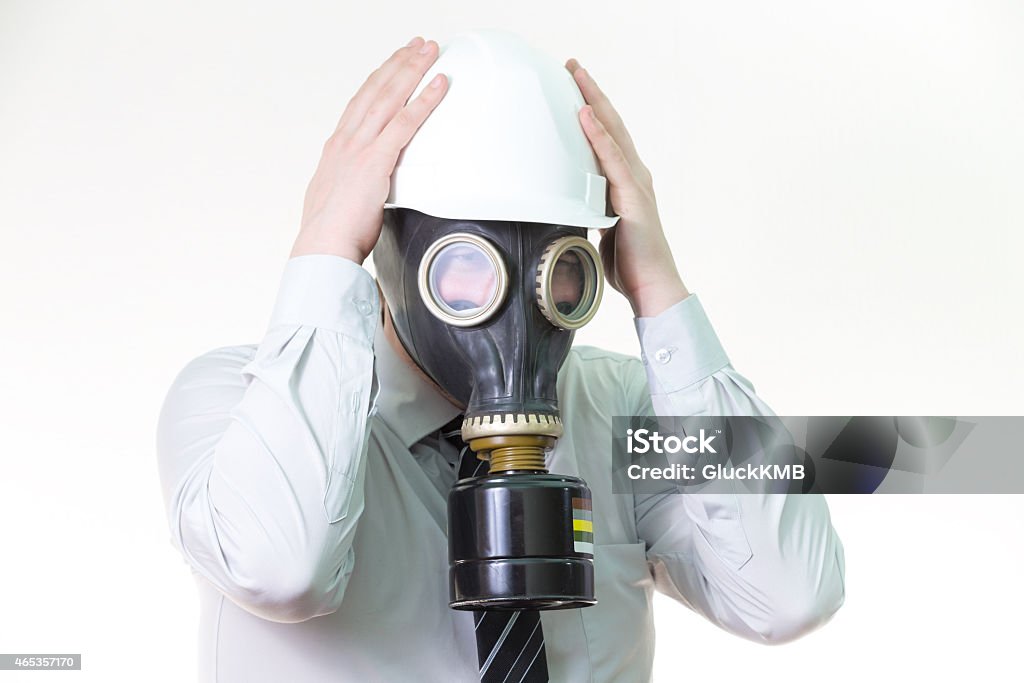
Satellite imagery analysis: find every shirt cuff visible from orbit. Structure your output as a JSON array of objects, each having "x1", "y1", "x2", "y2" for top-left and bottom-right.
[
  {"x1": 633, "y1": 293, "x2": 731, "y2": 394},
  {"x1": 267, "y1": 254, "x2": 380, "y2": 346}
]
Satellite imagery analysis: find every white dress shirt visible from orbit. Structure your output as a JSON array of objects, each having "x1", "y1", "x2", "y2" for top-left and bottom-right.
[{"x1": 156, "y1": 254, "x2": 845, "y2": 683}]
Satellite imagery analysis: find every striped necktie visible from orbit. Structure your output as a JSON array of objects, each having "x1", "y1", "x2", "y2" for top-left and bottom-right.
[{"x1": 440, "y1": 417, "x2": 550, "y2": 683}]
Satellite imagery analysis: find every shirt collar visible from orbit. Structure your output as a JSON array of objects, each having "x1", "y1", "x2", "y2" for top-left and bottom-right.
[{"x1": 373, "y1": 319, "x2": 462, "y2": 449}]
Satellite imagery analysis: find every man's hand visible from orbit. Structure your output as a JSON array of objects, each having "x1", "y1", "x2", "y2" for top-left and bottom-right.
[
  {"x1": 291, "y1": 37, "x2": 448, "y2": 264},
  {"x1": 566, "y1": 59, "x2": 690, "y2": 318}
]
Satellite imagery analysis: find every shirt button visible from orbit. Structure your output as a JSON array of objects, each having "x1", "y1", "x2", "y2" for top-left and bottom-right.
[
  {"x1": 654, "y1": 348, "x2": 672, "y2": 364},
  {"x1": 355, "y1": 299, "x2": 373, "y2": 316}
]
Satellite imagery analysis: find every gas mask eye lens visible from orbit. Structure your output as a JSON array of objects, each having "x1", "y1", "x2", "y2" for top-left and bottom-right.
[
  {"x1": 551, "y1": 251, "x2": 585, "y2": 314},
  {"x1": 430, "y1": 246, "x2": 495, "y2": 313},
  {"x1": 419, "y1": 233, "x2": 508, "y2": 327},
  {"x1": 536, "y1": 236, "x2": 604, "y2": 330}
]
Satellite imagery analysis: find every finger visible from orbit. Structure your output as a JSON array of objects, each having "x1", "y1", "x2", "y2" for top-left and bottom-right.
[
  {"x1": 578, "y1": 105, "x2": 637, "y2": 193},
  {"x1": 598, "y1": 227, "x2": 621, "y2": 292},
  {"x1": 335, "y1": 37, "x2": 425, "y2": 135},
  {"x1": 565, "y1": 60, "x2": 641, "y2": 166},
  {"x1": 371, "y1": 72, "x2": 449, "y2": 168},
  {"x1": 350, "y1": 40, "x2": 441, "y2": 144}
]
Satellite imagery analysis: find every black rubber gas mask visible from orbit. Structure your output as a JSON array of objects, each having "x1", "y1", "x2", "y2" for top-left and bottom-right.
[{"x1": 375, "y1": 208, "x2": 603, "y2": 610}]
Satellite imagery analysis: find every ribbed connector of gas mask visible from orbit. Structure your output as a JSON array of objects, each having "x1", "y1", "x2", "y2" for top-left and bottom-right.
[{"x1": 461, "y1": 413, "x2": 563, "y2": 473}]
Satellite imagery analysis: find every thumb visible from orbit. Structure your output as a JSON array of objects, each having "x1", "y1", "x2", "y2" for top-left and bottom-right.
[{"x1": 598, "y1": 227, "x2": 621, "y2": 293}]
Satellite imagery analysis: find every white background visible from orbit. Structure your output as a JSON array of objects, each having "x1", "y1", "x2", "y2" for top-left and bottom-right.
[{"x1": 1, "y1": 1, "x2": 1022, "y2": 681}]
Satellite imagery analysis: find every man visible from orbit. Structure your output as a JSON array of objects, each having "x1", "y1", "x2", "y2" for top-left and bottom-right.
[{"x1": 157, "y1": 31, "x2": 845, "y2": 683}]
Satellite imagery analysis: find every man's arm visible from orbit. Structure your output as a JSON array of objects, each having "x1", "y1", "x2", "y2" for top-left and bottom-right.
[
  {"x1": 566, "y1": 58, "x2": 844, "y2": 644},
  {"x1": 156, "y1": 256, "x2": 378, "y2": 623},
  {"x1": 156, "y1": 37, "x2": 448, "y2": 623},
  {"x1": 628, "y1": 294, "x2": 846, "y2": 644}
]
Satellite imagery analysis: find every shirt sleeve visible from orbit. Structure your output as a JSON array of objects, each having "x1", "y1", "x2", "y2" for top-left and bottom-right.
[
  {"x1": 156, "y1": 255, "x2": 379, "y2": 623},
  {"x1": 630, "y1": 294, "x2": 846, "y2": 644}
]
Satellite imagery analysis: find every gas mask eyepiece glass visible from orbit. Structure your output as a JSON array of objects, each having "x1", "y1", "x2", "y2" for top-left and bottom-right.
[{"x1": 418, "y1": 232, "x2": 604, "y2": 330}]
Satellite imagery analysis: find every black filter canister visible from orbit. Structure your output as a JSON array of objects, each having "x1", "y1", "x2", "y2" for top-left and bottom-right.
[{"x1": 447, "y1": 472, "x2": 596, "y2": 610}]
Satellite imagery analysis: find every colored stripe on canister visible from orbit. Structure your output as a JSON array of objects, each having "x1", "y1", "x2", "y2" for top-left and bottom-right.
[{"x1": 571, "y1": 496, "x2": 594, "y2": 555}]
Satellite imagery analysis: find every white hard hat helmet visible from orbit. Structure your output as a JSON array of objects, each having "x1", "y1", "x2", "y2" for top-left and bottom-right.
[{"x1": 384, "y1": 30, "x2": 619, "y2": 229}]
